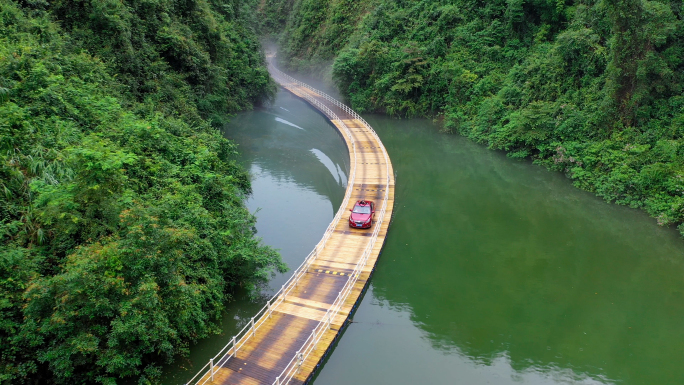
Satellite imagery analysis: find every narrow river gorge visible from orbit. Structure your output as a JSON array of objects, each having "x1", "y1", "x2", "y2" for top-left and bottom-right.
[{"x1": 166, "y1": 83, "x2": 684, "y2": 385}]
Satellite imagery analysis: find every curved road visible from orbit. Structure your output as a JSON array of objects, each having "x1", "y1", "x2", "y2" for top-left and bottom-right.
[{"x1": 187, "y1": 58, "x2": 395, "y2": 385}]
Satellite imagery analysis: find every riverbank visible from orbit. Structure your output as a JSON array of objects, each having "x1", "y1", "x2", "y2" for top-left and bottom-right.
[
  {"x1": 0, "y1": 1, "x2": 281, "y2": 383},
  {"x1": 170, "y1": 82, "x2": 684, "y2": 384},
  {"x1": 264, "y1": 0, "x2": 684, "y2": 239},
  {"x1": 162, "y1": 87, "x2": 350, "y2": 384}
]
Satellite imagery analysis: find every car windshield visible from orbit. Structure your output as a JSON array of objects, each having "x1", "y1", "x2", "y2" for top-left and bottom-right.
[{"x1": 353, "y1": 205, "x2": 371, "y2": 214}]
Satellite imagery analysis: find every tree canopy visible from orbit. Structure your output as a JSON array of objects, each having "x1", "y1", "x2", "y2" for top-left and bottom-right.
[
  {"x1": 1, "y1": 0, "x2": 285, "y2": 383},
  {"x1": 266, "y1": 0, "x2": 684, "y2": 236}
]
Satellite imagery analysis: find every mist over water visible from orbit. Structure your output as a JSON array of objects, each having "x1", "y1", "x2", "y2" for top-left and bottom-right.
[{"x1": 165, "y1": 86, "x2": 684, "y2": 385}]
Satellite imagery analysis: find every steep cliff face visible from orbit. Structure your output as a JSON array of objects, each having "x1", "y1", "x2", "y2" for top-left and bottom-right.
[{"x1": 265, "y1": 0, "x2": 684, "y2": 237}]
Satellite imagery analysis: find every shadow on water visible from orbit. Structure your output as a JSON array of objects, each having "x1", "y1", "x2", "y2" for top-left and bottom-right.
[{"x1": 313, "y1": 116, "x2": 684, "y2": 385}]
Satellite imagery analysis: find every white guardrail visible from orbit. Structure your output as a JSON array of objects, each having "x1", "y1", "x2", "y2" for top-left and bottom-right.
[{"x1": 184, "y1": 64, "x2": 391, "y2": 385}]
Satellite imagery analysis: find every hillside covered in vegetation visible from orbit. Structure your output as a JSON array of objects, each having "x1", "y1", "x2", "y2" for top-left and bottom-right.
[
  {"x1": 0, "y1": 0, "x2": 285, "y2": 383},
  {"x1": 264, "y1": 0, "x2": 684, "y2": 235}
]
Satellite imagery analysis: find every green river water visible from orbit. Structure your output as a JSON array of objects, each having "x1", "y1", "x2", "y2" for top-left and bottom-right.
[{"x1": 165, "y1": 85, "x2": 684, "y2": 385}]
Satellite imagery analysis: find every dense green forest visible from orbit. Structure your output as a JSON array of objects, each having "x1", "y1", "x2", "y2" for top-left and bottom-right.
[
  {"x1": 264, "y1": 0, "x2": 684, "y2": 236},
  {"x1": 1, "y1": 0, "x2": 285, "y2": 383}
]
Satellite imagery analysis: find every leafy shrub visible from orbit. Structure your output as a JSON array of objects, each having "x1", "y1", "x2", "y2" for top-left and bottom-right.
[
  {"x1": 268, "y1": 0, "x2": 684, "y2": 236},
  {"x1": 1, "y1": 1, "x2": 284, "y2": 383}
]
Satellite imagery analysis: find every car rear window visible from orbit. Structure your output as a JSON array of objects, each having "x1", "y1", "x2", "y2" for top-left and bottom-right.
[{"x1": 353, "y1": 205, "x2": 371, "y2": 214}]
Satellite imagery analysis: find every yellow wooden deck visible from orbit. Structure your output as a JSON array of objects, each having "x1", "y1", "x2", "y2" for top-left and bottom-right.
[{"x1": 187, "y1": 61, "x2": 394, "y2": 385}]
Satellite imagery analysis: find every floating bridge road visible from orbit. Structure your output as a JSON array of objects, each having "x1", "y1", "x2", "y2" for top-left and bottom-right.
[{"x1": 186, "y1": 57, "x2": 395, "y2": 385}]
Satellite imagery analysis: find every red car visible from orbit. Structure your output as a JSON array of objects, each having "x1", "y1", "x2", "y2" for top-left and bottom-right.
[{"x1": 349, "y1": 200, "x2": 375, "y2": 229}]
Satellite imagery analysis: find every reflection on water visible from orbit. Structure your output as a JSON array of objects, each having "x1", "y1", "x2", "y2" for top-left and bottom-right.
[
  {"x1": 310, "y1": 149, "x2": 347, "y2": 186},
  {"x1": 165, "y1": 85, "x2": 684, "y2": 385},
  {"x1": 275, "y1": 117, "x2": 305, "y2": 130},
  {"x1": 161, "y1": 88, "x2": 348, "y2": 383},
  {"x1": 316, "y1": 292, "x2": 614, "y2": 385},
  {"x1": 313, "y1": 116, "x2": 684, "y2": 385},
  {"x1": 226, "y1": 90, "x2": 350, "y2": 287}
]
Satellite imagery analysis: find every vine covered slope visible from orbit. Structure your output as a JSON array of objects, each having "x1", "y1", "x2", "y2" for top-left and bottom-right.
[
  {"x1": 266, "y1": 0, "x2": 684, "y2": 235},
  {"x1": 1, "y1": 0, "x2": 285, "y2": 383}
]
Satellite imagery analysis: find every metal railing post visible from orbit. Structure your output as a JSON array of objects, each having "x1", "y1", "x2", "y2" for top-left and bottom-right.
[
  {"x1": 249, "y1": 64, "x2": 392, "y2": 385},
  {"x1": 297, "y1": 351, "x2": 303, "y2": 371},
  {"x1": 210, "y1": 358, "x2": 215, "y2": 382},
  {"x1": 231, "y1": 336, "x2": 237, "y2": 356}
]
